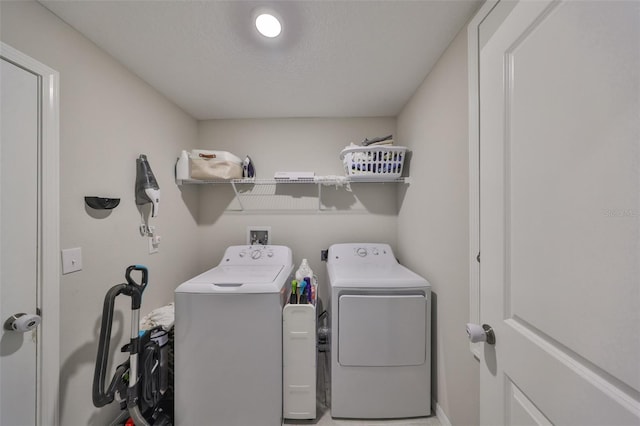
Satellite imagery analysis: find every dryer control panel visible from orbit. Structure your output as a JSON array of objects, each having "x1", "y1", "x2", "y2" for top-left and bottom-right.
[
  {"x1": 222, "y1": 245, "x2": 293, "y2": 266},
  {"x1": 327, "y1": 243, "x2": 396, "y2": 265}
]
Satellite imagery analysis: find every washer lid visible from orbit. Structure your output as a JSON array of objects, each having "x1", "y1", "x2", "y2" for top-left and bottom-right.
[
  {"x1": 175, "y1": 264, "x2": 290, "y2": 294},
  {"x1": 192, "y1": 265, "x2": 284, "y2": 284},
  {"x1": 327, "y1": 263, "x2": 429, "y2": 288}
]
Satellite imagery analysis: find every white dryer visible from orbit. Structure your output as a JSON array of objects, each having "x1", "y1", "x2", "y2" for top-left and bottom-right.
[
  {"x1": 327, "y1": 243, "x2": 431, "y2": 419},
  {"x1": 174, "y1": 245, "x2": 293, "y2": 426}
]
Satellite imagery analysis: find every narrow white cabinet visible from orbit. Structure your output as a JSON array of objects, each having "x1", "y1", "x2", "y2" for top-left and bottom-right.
[{"x1": 283, "y1": 303, "x2": 316, "y2": 420}]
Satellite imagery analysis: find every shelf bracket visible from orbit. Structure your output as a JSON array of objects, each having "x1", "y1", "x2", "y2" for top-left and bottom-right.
[{"x1": 230, "y1": 180, "x2": 245, "y2": 211}]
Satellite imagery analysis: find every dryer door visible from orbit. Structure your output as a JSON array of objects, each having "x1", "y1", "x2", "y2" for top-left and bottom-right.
[{"x1": 338, "y1": 294, "x2": 426, "y2": 366}]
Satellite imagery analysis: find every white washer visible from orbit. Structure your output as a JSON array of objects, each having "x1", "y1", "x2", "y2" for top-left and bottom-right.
[
  {"x1": 174, "y1": 245, "x2": 293, "y2": 426},
  {"x1": 327, "y1": 243, "x2": 431, "y2": 419}
]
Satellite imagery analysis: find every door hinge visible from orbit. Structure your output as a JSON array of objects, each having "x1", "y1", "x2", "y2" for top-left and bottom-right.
[{"x1": 476, "y1": 252, "x2": 480, "y2": 263}]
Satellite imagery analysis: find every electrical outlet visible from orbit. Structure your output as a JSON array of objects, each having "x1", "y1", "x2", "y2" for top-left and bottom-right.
[{"x1": 247, "y1": 226, "x2": 271, "y2": 245}]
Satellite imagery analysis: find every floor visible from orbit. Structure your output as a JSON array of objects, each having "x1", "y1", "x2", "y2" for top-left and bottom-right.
[
  {"x1": 284, "y1": 403, "x2": 441, "y2": 426},
  {"x1": 284, "y1": 353, "x2": 440, "y2": 426}
]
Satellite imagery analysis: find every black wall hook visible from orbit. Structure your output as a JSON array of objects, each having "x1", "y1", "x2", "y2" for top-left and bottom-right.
[{"x1": 85, "y1": 197, "x2": 120, "y2": 210}]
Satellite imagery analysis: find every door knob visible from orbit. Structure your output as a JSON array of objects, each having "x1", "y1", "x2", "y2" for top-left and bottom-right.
[
  {"x1": 4, "y1": 313, "x2": 41, "y2": 332},
  {"x1": 466, "y1": 323, "x2": 495, "y2": 345}
]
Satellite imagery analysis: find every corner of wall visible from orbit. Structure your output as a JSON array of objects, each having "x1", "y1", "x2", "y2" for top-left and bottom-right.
[{"x1": 395, "y1": 24, "x2": 479, "y2": 426}]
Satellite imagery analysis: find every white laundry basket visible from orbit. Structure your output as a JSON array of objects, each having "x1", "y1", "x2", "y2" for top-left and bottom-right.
[{"x1": 340, "y1": 146, "x2": 407, "y2": 181}]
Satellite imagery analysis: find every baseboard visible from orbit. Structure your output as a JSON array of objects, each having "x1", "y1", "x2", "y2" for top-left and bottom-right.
[{"x1": 434, "y1": 400, "x2": 452, "y2": 426}]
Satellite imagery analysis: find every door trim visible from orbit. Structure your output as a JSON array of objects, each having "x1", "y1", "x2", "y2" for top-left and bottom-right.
[
  {"x1": 1, "y1": 42, "x2": 60, "y2": 426},
  {"x1": 467, "y1": 0, "x2": 499, "y2": 360}
]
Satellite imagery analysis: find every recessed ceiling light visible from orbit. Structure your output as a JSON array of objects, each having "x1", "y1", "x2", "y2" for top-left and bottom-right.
[{"x1": 255, "y1": 13, "x2": 281, "y2": 38}]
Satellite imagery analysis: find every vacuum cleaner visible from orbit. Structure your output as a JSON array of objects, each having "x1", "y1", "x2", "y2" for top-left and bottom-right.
[
  {"x1": 93, "y1": 265, "x2": 171, "y2": 426},
  {"x1": 135, "y1": 154, "x2": 160, "y2": 218}
]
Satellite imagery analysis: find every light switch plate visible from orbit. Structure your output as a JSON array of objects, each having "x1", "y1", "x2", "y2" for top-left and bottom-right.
[{"x1": 62, "y1": 247, "x2": 82, "y2": 274}]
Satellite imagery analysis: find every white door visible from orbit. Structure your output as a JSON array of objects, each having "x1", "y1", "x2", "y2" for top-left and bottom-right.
[
  {"x1": 0, "y1": 54, "x2": 40, "y2": 426},
  {"x1": 0, "y1": 45, "x2": 60, "y2": 426},
  {"x1": 479, "y1": 1, "x2": 639, "y2": 425}
]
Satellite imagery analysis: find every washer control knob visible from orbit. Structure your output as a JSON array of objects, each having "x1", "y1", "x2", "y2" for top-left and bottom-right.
[
  {"x1": 267, "y1": 251, "x2": 274, "y2": 258},
  {"x1": 251, "y1": 249, "x2": 262, "y2": 260},
  {"x1": 356, "y1": 247, "x2": 367, "y2": 257},
  {"x1": 372, "y1": 248, "x2": 379, "y2": 255},
  {"x1": 239, "y1": 250, "x2": 246, "y2": 258}
]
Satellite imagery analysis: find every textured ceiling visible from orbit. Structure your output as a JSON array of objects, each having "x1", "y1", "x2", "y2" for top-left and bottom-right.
[{"x1": 40, "y1": 0, "x2": 481, "y2": 120}]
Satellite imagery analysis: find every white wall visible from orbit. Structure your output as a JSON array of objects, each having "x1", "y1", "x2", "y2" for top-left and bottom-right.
[
  {"x1": 396, "y1": 28, "x2": 479, "y2": 425},
  {"x1": 196, "y1": 117, "x2": 398, "y2": 303},
  {"x1": 0, "y1": 2, "x2": 202, "y2": 424}
]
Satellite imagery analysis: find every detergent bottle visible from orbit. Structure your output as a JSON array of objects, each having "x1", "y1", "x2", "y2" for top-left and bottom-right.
[{"x1": 295, "y1": 259, "x2": 313, "y2": 282}]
